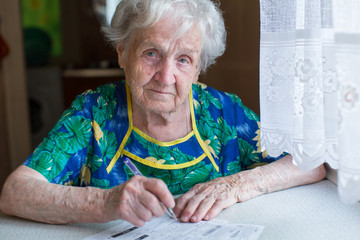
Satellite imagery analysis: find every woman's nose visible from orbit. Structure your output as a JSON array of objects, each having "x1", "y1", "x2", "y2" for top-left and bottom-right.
[{"x1": 154, "y1": 59, "x2": 175, "y2": 85}]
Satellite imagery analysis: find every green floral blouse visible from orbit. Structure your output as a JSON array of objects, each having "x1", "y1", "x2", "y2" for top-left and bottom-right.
[{"x1": 24, "y1": 80, "x2": 280, "y2": 195}]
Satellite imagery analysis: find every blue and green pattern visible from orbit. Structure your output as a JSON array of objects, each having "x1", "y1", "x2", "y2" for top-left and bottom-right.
[{"x1": 24, "y1": 80, "x2": 281, "y2": 195}]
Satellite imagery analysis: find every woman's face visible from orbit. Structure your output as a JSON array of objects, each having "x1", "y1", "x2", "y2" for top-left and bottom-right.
[{"x1": 117, "y1": 18, "x2": 202, "y2": 114}]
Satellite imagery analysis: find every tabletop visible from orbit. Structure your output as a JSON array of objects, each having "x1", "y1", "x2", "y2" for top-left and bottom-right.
[{"x1": 1, "y1": 180, "x2": 359, "y2": 240}]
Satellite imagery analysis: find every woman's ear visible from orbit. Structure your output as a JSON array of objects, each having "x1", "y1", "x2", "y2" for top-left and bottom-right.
[{"x1": 116, "y1": 43, "x2": 125, "y2": 68}]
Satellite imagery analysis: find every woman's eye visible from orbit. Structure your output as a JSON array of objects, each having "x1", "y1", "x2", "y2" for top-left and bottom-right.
[
  {"x1": 145, "y1": 51, "x2": 156, "y2": 57},
  {"x1": 179, "y1": 57, "x2": 190, "y2": 64}
]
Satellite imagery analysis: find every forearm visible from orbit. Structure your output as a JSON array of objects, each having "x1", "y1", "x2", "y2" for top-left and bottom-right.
[
  {"x1": 229, "y1": 154, "x2": 326, "y2": 202},
  {"x1": 0, "y1": 167, "x2": 109, "y2": 224}
]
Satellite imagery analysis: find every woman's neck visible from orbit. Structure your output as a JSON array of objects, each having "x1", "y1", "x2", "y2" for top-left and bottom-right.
[{"x1": 132, "y1": 100, "x2": 192, "y2": 142}]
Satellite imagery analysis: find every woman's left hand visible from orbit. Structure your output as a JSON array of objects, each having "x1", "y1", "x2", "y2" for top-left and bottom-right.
[
  {"x1": 173, "y1": 155, "x2": 327, "y2": 223},
  {"x1": 173, "y1": 176, "x2": 239, "y2": 223}
]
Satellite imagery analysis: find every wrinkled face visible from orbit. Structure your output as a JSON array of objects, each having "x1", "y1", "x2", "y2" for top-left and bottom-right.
[{"x1": 117, "y1": 18, "x2": 202, "y2": 114}]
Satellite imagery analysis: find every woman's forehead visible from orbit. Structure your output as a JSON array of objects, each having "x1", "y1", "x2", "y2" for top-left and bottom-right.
[{"x1": 130, "y1": 19, "x2": 202, "y2": 53}]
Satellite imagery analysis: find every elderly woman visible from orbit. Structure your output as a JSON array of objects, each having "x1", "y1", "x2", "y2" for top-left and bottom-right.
[{"x1": 0, "y1": 0, "x2": 325, "y2": 226}]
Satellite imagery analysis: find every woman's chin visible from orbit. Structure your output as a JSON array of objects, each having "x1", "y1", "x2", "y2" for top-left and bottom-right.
[{"x1": 146, "y1": 105, "x2": 177, "y2": 114}]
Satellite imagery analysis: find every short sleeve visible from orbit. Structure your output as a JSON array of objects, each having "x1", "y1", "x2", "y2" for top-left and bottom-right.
[
  {"x1": 228, "y1": 93, "x2": 283, "y2": 170},
  {"x1": 24, "y1": 93, "x2": 93, "y2": 185}
]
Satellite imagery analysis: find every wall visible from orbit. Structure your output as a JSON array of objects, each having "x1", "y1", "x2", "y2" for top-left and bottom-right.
[
  {"x1": 0, "y1": 0, "x2": 32, "y2": 191},
  {"x1": 0, "y1": 68, "x2": 10, "y2": 191},
  {"x1": 200, "y1": 1, "x2": 261, "y2": 114}
]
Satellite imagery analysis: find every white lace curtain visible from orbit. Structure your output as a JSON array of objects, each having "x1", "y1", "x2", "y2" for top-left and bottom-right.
[{"x1": 259, "y1": 0, "x2": 360, "y2": 204}]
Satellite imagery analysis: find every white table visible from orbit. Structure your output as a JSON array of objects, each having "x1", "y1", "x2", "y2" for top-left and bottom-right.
[{"x1": 1, "y1": 180, "x2": 359, "y2": 240}]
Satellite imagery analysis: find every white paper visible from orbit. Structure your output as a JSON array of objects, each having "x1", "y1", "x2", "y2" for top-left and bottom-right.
[{"x1": 83, "y1": 216, "x2": 264, "y2": 240}]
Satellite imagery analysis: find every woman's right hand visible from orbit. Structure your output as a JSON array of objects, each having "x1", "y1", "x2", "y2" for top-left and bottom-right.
[{"x1": 104, "y1": 175, "x2": 175, "y2": 226}]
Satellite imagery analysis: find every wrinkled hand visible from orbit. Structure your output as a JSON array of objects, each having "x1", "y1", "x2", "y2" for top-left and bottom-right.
[
  {"x1": 104, "y1": 175, "x2": 175, "y2": 226},
  {"x1": 173, "y1": 176, "x2": 239, "y2": 223}
]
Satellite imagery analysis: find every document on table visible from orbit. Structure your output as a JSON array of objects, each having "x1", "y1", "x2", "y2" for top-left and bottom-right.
[{"x1": 83, "y1": 215, "x2": 264, "y2": 240}]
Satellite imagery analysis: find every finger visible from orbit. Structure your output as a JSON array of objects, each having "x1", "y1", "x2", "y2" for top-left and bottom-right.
[
  {"x1": 133, "y1": 200, "x2": 155, "y2": 222},
  {"x1": 118, "y1": 201, "x2": 146, "y2": 227},
  {"x1": 124, "y1": 215, "x2": 145, "y2": 227},
  {"x1": 173, "y1": 189, "x2": 198, "y2": 218},
  {"x1": 118, "y1": 177, "x2": 157, "y2": 223},
  {"x1": 203, "y1": 200, "x2": 227, "y2": 221},
  {"x1": 189, "y1": 197, "x2": 216, "y2": 223},
  {"x1": 138, "y1": 190, "x2": 165, "y2": 218},
  {"x1": 178, "y1": 194, "x2": 206, "y2": 223},
  {"x1": 143, "y1": 178, "x2": 175, "y2": 208}
]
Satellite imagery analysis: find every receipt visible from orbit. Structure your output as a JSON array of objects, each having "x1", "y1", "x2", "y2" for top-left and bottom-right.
[{"x1": 83, "y1": 216, "x2": 264, "y2": 240}]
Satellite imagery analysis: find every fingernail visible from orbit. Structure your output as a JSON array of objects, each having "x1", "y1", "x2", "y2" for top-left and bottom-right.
[
  {"x1": 191, "y1": 215, "x2": 197, "y2": 222},
  {"x1": 204, "y1": 215, "x2": 210, "y2": 220},
  {"x1": 181, "y1": 216, "x2": 189, "y2": 222}
]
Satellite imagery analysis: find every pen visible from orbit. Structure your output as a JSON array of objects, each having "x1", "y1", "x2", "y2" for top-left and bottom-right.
[{"x1": 124, "y1": 157, "x2": 177, "y2": 220}]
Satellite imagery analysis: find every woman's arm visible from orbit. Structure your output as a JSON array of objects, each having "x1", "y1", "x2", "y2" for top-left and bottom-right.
[
  {"x1": 0, "y1": 165, "x2": 174, "y2": 226},
  {"x1": 174, "y1": 154, "x2": 326, "y2": 223}
]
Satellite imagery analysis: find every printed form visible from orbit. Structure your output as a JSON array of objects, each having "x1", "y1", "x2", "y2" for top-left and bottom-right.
[{"x1": 83, "y1": 216, "x2": 264, "y2": 240}]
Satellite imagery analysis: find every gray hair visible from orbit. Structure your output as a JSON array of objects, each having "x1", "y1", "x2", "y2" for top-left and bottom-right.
[{"x1": 102, "y1": 0, "x2": 226, "y2": 74}]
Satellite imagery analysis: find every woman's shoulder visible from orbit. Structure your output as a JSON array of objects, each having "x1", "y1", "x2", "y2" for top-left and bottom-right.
[
  {"x1": 192, "y1": 82, "x2": 243, "y2": 107},
  {"x1": 192, "y1": 82, "x2": 259, "y2": 121},
  {"x1": 67, "y1": 80, "x2": 126, "y2": 115},
  {"x1": 193, "y1": 82, "x2": 239, "y2": 100},
  {"x1": 85, "y1": 80, "x2": 125, "y2": 99},
  {"x1": 74, "y1": 80, "x2": 125, "y2": 102}
]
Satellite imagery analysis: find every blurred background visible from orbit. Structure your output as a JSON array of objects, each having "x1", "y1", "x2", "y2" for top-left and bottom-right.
[{"x1": 0, "y1": 0, "x2": 261, "y2": 190}]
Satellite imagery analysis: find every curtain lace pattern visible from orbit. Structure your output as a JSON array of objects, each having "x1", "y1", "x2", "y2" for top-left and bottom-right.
[{"x1": 259, "y1": 0, "x2": 360, "y2": 204}]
